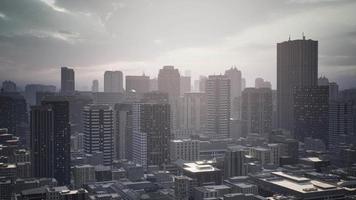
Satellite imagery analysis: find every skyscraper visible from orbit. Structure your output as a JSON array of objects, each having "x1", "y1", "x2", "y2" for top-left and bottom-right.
[
  {"x1": 125, "y1": 74, "x2": 150, "y2": 94},
  {"x1": 132, "y1": 103, "x2": 170, "y2": 168},
  {"x1": 294, "y1": 86, "x2": 329, "y2": 144},
  {"x1": 61, "y1": 67, "x2": 75, "y2": 94},
  {"x1": 104, "y1": 71, "x2": 124, "y2": 93},
  {"x1": 181, "y1": 92, "x2": 207, "y2": 133},
  {"x1": 158, "y1": 66, "x2": 180, "y2": 98},
  {"x1": 0, "y1": 92, "x2": 28, "y2": 144},
  {"x1": 206, "y1": 75, "x2": 230, "y2": 138},
  {"x1": 1, "y1": 80, "x2": 17, "y2": 92},
  {"x1": 30, "y1": 105, "x2": 54, "y2": 180},
  {"x1": 91, "y1": 80, "x2": 99, "y2": 92},
  {"x1": 114, "y1": 103, "x2": 133, "y2": 160},
  {"x1": 225, "y1": 67, "x2": 242, "y2": 119},
  {"x1": 41, "y1": 99, "x2": 71, "y2": 185},
  {"x1": 180, "y1": 76, "x2": 191, "y2": 96},
  {"x1": 241, "y1": 88, "x2": 272, "y2": 137},
  {"x1": 255, "y1": 78, "x2": 272, "y2": 89},
  {"x1": 83, "y1": 105, "x2": 114, "y2": 166},
  {"x1": 277, "y1": 37, "x2": 318, "y2": 132},
  {"x1": 224, "y1": 146, "x2": 248, "y2": 178}
]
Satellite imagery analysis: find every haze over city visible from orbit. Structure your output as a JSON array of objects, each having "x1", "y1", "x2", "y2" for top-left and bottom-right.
[{"x1": 0, "y1": 0, "x2": 356, "y2": 90}]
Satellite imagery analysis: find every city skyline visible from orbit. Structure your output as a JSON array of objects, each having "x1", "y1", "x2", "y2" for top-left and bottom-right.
[{"x1": 0, "y1": 0, "x2": 356, "y2": 90}]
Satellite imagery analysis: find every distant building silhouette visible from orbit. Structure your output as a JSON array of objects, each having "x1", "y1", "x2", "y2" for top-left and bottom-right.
[
  {"x1": 277, "y1": 37, "x2": 318, "y2": 132},
  {"x1": 91, "y1": 80, "x2": 99, "y2": 92},
  {"x1": 1, "y1": 80, "x2": 17, "y2": 92},
  {"x1": 61, "y1": 67, "x2": 75, "y2": 94},
  {"x1": 225, "y1": 67, "x2": 242, "y2": 119},
  {"x1": 241, "y1": 88, "x2": 272, "y2": 137},
  {"x1": 125, "y1": 74, "x2": 150, "y2": 94},
  {"x1": 180, "y1": 76, "x2": 191, "y2": 96},
  {"x1": 104, "y1": 71, "x2": 124, "y2": 93},
  {"x1": 158, "y1": 66, "x2": 180, "y2": 98},
  {"x1": 255, "y1": 78, "x2": 271, "y2": 89}
]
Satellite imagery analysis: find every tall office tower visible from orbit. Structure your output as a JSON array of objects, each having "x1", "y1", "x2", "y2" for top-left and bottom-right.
[
  {"x1": 225, "y1": 67, "x2": 242, "y2": 119},
  {"x1": 83, "y1": 105, "x2": 114, "y2": 166},
  {"x1": 125, "y1": 74, "x2": 150, "y2": 94},
  {"x1": 294, "y1": 86, "x2": 329, "y2": 144},
  {"x1": 132, "y1": 103, "x2": 170, "y2": 169},
  {"x1": 180, "y1": 76, "x2": 191, "y2": 96},
  {"x1": 224, "y1": 146, "x2": 248, "y2": 178},
  {"x1": 318, "y1": 76, "x2": 339, "y2": 101},
  {"x1": 241, "y1": 78, "x2": 246, "y2": 91},
  {"x1": 241, "y1": 88, "x2": 272, "y2": 137},
  {"x1": 277, "y1": 37, "x2": 318, "y2": 132},
  {"x1": 199, "y1": 76, "x2": 207, "y2": 92},
  {"x1": 149, "y1": 78, "x2": 158, "y2": 91},
  {"x1": 206, "y1": 75, "x2": 231, "y2": 138},
  {"x1": 1, "y1": 80, "x2": 17, "y2": 92},
  {"x1": 61, "y1": 67, "x2": 75, "y2": 94},
  {"x1": 114, "y1": 104, "x2": 133, "y2": 160},
  {"x1": 41, "y1": 100, "x2": 71, "y2": 185},
  {"x1": 143, "y1": 91, "x2": 169, "y2": 104},
  {"x1": 91, "y1": 80, "x2": 99, "y2": 92},
  {"x1": 104, "y1": 71, "x2": 124, "y2": 93},
  {"x1": 24, "y1": 84, "x2": 56, "y2": 106},
  {"x1": 182, "y1": 93, "x2": 207, "y2": 133},
  {"x1": 30, "y1": 105, "x2": 54, "y2": 180},
  {"x1": 158, "y1": 66, "x2": 181, "y2": 129},
  {"x1": 255, "y1": 78, "x2": 272, "y2": 89},
  {"x1": 329, "y1": 101, "x2": 355, "y2": 163},
  {"x1": 158, "y1": 66, "x2": 180, "y2": 97},
  {"x1": 170, "y1": 139, "x2": 200, "y2": 162},
  {"x1": 0, "y1": 92, "x2": 28, "y2": 143}
]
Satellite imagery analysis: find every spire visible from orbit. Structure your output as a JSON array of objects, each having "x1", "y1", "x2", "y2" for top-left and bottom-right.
[
  {"x1": 302, "y1": 32, "x2": 305, "y2": 40},
  {"x1": 288, "y1": 34, "x2": 291, "y2": 41}
]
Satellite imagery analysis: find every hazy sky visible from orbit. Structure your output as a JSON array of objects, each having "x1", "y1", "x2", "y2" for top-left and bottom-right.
[{"x1": 0, "y1": 0, "x2": 355, "y2": 90}]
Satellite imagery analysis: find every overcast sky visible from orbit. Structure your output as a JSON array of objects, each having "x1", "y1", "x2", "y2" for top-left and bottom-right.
[{"x1": 0, "y1": 0, "x2": 355, "y2": 90}]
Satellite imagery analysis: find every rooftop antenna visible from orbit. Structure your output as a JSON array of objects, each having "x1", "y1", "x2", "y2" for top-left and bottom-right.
[
  {"x1": 302, "y1": 32, "x2": 305, "y2": 40},
  {"x1": 288, "y1": 34, "x2": 291, "y2": 41}
]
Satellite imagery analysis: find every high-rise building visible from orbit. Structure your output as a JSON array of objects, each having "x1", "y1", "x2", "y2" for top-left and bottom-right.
[
  {"x1": 41, "y1": 100, "x2": 71, "y2": 185},
  {"x1": 114, "y1": 104, "x2": 132, "y2": 160},
  {"x1": 30, "y1": 105, "x2": 54, "y2": 180},
  {"x1": 25, "y1": 84, "x2": 56, "y2": 106},
  {"x1": 104, "y1": 71, "x2": 124, "y2": 93},
  {"x1": 277, "y1": 37, "x2": 318, "y2": 132},
  {"x1": 149, "y1": 78, "x2": 158, "y2": 92},
  {"x1": 61, "y1": 67, "x2": 75, "y2": 94},
  {"x1": 241, "y1": 88, "x2": 272, "y2": 137},
  {"x1": 199, "y1": 76, "x2": 207, "y2": 92},
  {"x1": 206, "y1": 75, "x2": 230, "y2": 138},
  {"x1": 158, "y1": 66, "x2": 180, "y2": 98},
  {"x1": 83, "y1": 105, "x2": 114, "y2": 166},
  {"x1": 125, "y1": 74, "x2": 150, "y2": 94},
  {"x1": 170, "y1": 139, "x2": 200, "y2": 162},
  {"x1": 255, "y1": 78, "x2": 272, "y2": 89},
  {"x1": 224, "y1": 146, "x2": 248, "y2": 178},
  {"x1": 0, "y1": 92, "x2": 28, "y2": 142},
  {"x1": 294, "y1": 86, "x2": 329, "y2": 144},
  {"x1": 180, "y1": 76, "x2": 191, "y2": 96},
  {"x1": 181, "y1": 93, "x2": 207, "y2": 133},
  {"x1": 72, "y1": 165, "x2": 95, "y2": 189},
  {"x1": 1, "y1": 80, "x2": 17, "y2": 92},
  {"x1": 225, "y1": 67, "x2": 242, "y2": 120},
  {"x1": 132, "y1": 103, "x2": 170, "y2": 169},
  {"x1": 91, "y1": 80, "x2": 99, "y2": 92},
  {"x1": 318, "y1": 76, "x2": 339, "y2": 101}
]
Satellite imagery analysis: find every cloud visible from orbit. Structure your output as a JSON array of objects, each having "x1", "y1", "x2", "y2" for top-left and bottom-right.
[{"x1": 0, "y1": 0, "x2": 355, "y2": 90}]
